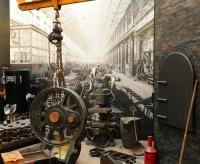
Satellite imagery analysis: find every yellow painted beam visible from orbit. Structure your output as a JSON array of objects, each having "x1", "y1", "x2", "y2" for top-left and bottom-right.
[{"x1": 17, "y1": 0, "x2": 94, "y2": 11}]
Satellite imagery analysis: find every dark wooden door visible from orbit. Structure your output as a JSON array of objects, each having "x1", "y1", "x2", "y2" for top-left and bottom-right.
[{"x1": 157, "y1": 52, "x2": 194, "y2": 129}]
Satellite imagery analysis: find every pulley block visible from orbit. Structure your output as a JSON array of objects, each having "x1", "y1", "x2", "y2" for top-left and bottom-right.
[
  {"x1": 48, "y1": 21, "x2": 63, "y2": 45},
  {"x1": 30, "y1": 87, "x2": 87, "y2": 146}
]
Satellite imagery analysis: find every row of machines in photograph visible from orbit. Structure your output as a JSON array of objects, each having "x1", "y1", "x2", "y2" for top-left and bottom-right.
[{"x1": 0, "y1": 68, "x2": 153, "y2": 164}]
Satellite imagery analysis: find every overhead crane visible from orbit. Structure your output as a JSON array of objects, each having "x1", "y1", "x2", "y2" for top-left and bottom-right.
[{"x1": 17, "y1": 0, "x2": 94, "y2": 10}]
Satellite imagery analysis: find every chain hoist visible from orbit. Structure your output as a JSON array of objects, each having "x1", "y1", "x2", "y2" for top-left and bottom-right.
[
  {"x1": 29, "y1": 10, "x2": 87, "y2": 147},
  {"x1": 16, "y1": 1, "x2": 92, "y2": 162},
  {"x1": 48, "y1": 10, "x2": 65, "y2": 88}
]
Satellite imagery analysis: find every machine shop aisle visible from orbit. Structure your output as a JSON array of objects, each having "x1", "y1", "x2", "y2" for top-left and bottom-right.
[
  {"x1": 1, "y1": 0, "x2": 199, "y2": 163},
  {"x1": 113, "y1": 72, "x2": 153, "y2": 99}
]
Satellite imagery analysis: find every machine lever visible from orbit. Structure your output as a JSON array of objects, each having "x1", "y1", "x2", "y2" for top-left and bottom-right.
[
  {"x1": 157, "y1": 81, "x2": 168, "y2": 85},
  {"x1": 157, "y1": 115, "x2": 167, "y2": 119},
  {"x1": 157, "y1": 98, "x2": 168, "y2": 102}
]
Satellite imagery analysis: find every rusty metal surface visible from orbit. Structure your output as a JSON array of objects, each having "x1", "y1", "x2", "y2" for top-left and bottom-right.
[
  {"x1": 17, "y1": 0, "x2": 94, "y2": 11},
  {"x1": 100, "y1": 150, "x2": 136, "y2": 164},
  {"x1": 0, "y1": 119, "x2": 37, "y2": 151},
  {"x1": 22, "y1": 150, "x2": 50, "y2": 163},
  {"x1": 88, "y1": 107, "x2": 112, "y2": 113}
]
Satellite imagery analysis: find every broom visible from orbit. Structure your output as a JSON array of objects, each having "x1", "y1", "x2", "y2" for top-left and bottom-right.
[{"x1": 178, "y1": 80, "x2": 198, "y2": 164}]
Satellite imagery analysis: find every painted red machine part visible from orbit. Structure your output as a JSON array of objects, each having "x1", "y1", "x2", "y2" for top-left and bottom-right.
[{"x1": 144, "y1": 136, "x2": 157, "y2": 164}]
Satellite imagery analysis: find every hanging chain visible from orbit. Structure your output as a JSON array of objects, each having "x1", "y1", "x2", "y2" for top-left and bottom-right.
[
  {"x1": 56, "y1": 35, "x2": 65, "y2": 87},
  {"x1": 49, "y1": 10, "x2": 65, "y2": 88},
  {"x1": 55, "y1": 10, "x2": 60, "y2": 22},
  {"x1": 55, "y1": 10, "x2": 65, "y2": 88},
  {"x1": 48, "y1": 41, "x2": 51, "y2": 81}
]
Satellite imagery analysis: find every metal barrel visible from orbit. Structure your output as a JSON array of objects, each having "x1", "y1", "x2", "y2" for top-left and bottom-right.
[{"x1": 120, "y1": 117, "x2": 141, "y2": 149}]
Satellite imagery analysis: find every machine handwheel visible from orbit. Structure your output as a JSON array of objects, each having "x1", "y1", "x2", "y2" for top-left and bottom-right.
[{"x1": 30, "y1": 87, "x2": 87, "y2": 146}]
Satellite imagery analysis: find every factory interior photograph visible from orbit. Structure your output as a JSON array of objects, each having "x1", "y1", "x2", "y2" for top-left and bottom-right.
[{"x1": 0, "y1": 0, "x2": 199, "y2": 163}]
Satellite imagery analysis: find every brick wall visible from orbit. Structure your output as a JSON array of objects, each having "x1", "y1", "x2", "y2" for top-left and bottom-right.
[{"x1": 154, "y1": 0, "x2": 200, "y2": 163}]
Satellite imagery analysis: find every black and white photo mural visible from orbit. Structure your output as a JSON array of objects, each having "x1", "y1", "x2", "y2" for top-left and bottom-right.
[
  {"x1": 104, "y1": 0, "x2": 154, "y2": 139},
  {"x1": 8, "y1": 0, "x2": 154, "y2": 145}
]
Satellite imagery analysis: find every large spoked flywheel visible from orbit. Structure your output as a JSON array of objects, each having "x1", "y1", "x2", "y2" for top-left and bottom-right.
[{"x1": 30, "y1": 87, "x2": 87, "y2": 146}]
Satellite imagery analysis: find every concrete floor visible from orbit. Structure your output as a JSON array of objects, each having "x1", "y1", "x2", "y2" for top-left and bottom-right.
[
  {"x1": 77, "y1": 140, "x2": 144, "y2": 164},
  {"x1": 15, "y1": 140, "x2": 144, "y2": 164}
]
